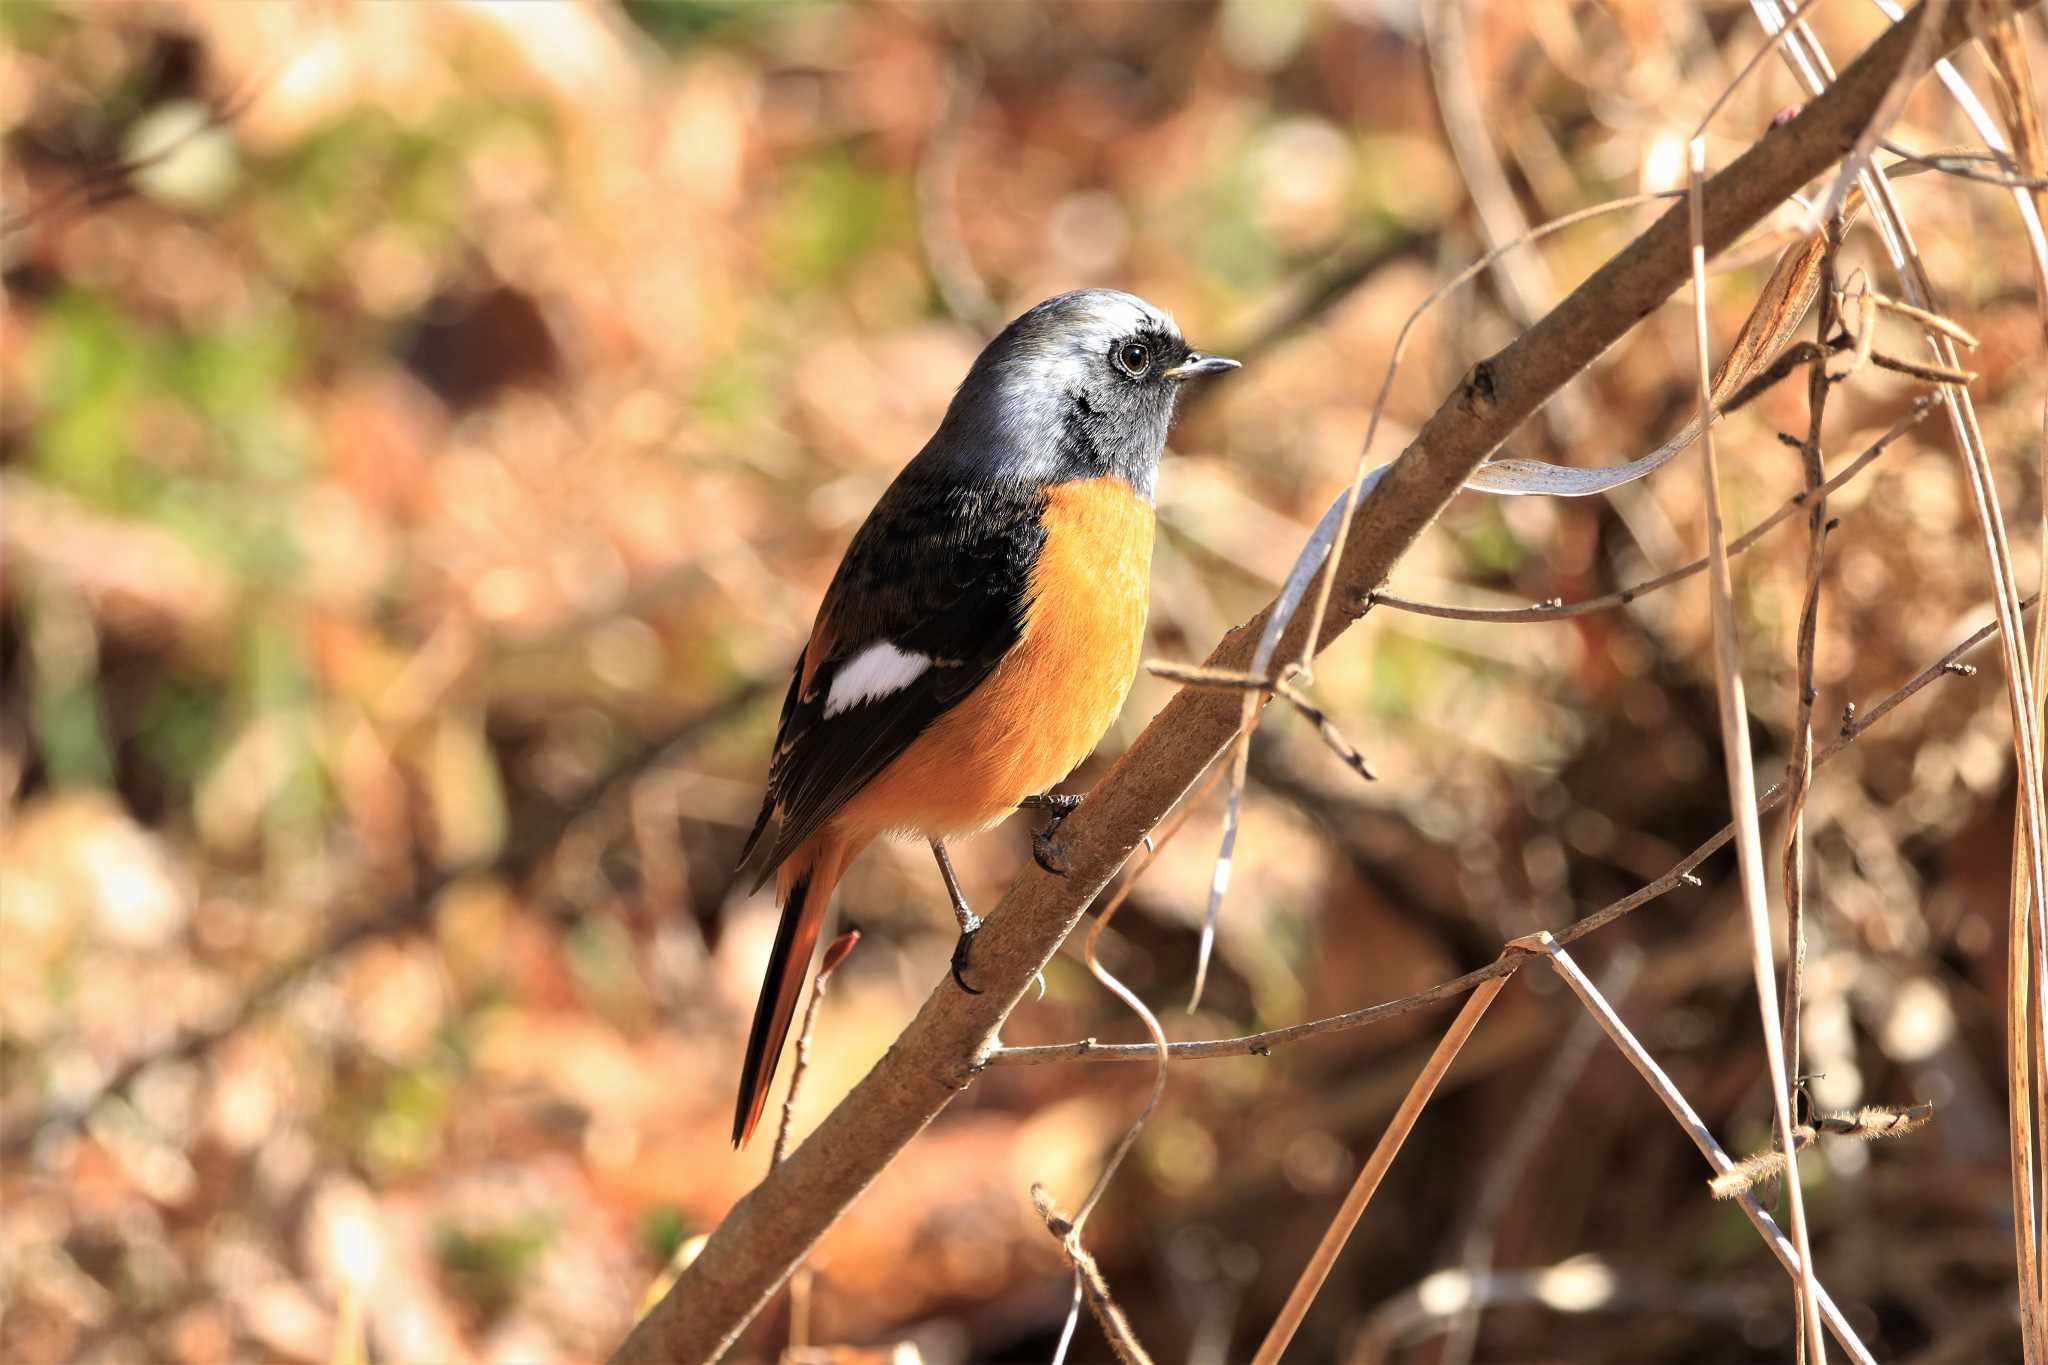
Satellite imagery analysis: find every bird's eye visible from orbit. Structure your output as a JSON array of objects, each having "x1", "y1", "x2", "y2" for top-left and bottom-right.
[{"x1": 1113, "y1": 340, "x2": 1151, "y2": 377}]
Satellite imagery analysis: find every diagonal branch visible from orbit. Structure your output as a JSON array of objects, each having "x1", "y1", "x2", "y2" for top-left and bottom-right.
[
  {"x1": 608, "y1": 7, "x2": 2033, "y2": 1358},
  {"x1": 987, "y1": 594, "x2": 2020, "y2": 1069}
]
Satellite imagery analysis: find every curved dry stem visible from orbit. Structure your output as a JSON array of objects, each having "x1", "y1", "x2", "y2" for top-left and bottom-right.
[
  {"x1": 1061, "y1": 762, "x2": 1229, "y2": 1229},
  {"x1": 1695, "y1": 0, "x2": 1837, "y2": 138},
  {"x1": 1288, "y1": 192, "x2": 1677, "y2": 682},
  {"x1": 1374, "y1": 398, "x2": 1929, "y2": 624},
  {"x1": 1189, "y1": 193, "x2": 1678, "y2": 1011},
  {"x1": 1033, "y1": 1187, "x2": 1154, "y2": 1365}
]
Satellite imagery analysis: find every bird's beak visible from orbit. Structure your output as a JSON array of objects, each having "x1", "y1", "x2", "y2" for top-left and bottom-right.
[{"x1": 1164, "y1": 352, "x2": 1242, "y2": 382}]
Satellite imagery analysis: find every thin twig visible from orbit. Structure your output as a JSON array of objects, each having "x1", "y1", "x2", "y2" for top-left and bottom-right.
[
  {"x1": 1822, "y1": 6, "x2": 2048, "y2": 1347},
  {"x1": 988, "y1": 592, "x2": 2034, "y2": 1071},
  {"x1": 1144, "y1": 662, "x2": 1378, "y2": 782},
  {"x1": 773, "y1": 931, "x2": 861, "y2": 1168},
  {"x1": 1710, "y1": 1102, "x2": 1934, "y2": 1200},
  {"x1": 1688, "y1": 135, "x2": 1826, "y2": 1358},
  {"x1": 1532, "y1": 934, "x2": 1877, "y2": 1365},
  {"x1": 1372, "y1": 399, "x2": 1930, "y2": 623},
  {"x1": 1249, "y1": 970, "x2": 1517, "y2": 1365},
  {"x1": 1438, "y1": 948, "x2": 1643, "y2": 1365},
  {"x1": 1778, "y1": 214, "x2": 1842, "y2": 1227},
  {"x1": 772, "y1": 930, "x2": 860, "y2": 1357},
  {"x1": 1865, "y1": 349, "x2": 1977, "y2": 385},
  {"x1": 1033, "y1": 1187, "x2": 1153, "y2": 1365},
  {"x1": 1882, "y1": 140, "x2": 2048, "y2": 189}
]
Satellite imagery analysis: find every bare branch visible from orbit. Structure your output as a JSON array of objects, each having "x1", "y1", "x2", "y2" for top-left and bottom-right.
[{"x1": 987, "y1": 597, "x2": 2023, "y2": 1069}]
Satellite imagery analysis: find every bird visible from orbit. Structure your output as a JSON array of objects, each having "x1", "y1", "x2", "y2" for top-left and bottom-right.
[{"x1": 731, "y1": 289, "x2": 1240, "y2": 1147}]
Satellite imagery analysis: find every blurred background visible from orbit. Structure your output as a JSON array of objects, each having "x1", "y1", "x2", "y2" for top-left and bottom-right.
[{"x1": 4, "y1": 0, "x2": 2046, "y2": 1361}]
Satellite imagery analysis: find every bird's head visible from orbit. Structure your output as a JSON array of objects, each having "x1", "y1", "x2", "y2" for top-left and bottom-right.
[{"x1": 930, "y1": 289, "x2": 1239, "y2": 501}]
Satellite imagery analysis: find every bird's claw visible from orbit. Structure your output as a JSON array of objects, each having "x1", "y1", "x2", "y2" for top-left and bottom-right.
[
  {"x1": 951, "y1": 917, "x2": 984, "y2": 995},
  {"x1": 1032, "y1": 828, "x2": 1072, "y2": 877},
  {"x1": 1022, "y1": 793, "x2": 1082, "y2": 877}
]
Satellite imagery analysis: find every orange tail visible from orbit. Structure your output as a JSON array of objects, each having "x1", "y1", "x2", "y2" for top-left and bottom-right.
[{"x1": 732, "y1": 832, "x2": 853, "y2": 1147}]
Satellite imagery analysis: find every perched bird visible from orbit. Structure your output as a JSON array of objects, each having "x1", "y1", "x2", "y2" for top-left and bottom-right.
[{"x1": 732, "y1": 289, "x2": 1239, "y2": 1146}]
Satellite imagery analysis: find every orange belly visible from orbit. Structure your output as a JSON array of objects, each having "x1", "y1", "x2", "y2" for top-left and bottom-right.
[{"x1": 834, "y1": 476, "x2": 1154, "y2": 841}]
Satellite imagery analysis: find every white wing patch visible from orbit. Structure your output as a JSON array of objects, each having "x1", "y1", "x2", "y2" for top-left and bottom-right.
[{"x1": 824, "y1": 643, "x2": 931, "y2": 718}]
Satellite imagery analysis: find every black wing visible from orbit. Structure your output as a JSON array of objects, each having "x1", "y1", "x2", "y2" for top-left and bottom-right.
[{"x1": 741, "y1": 470, "x2": 1047, "y2": 886}]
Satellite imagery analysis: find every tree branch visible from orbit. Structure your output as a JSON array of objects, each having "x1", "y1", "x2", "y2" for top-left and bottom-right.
[
  {"x1": 986, "y1": 595, "x2": 2017, "y2": 1068},
  {"x1": 609, "y1": 6, "x2": 2031, "y2": 1358}
]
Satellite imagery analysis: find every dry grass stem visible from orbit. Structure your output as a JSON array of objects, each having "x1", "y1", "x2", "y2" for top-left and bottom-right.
[
  {"x1": 1811, "y1": 0, "x2": 1947, "y2": 226},
  {"x1": 1977, "y1": 9, "x2": 2048, "y2": 1332},
  {"x1": 1687, "y1": 135, "x2": 1824, "y2": 1356},
  {"x1": 1250, "y1": 971, "x2": 1516, "y2": 1365},
  {"x1": 1533, "y1": 933, "x2": 1877, "y2": 1362},
  {"x1": 1821, "y1": 4, "x2": 2048, "y2": 1344},
  {"x1": 1778, "y1": 211, "x2": 1841, "y2": 1220},
  {"x1": 772, "y1": 930, "x2": 860, "y2": 1356},
  {"x1": 1438, "y1": 949, "x2": 1644, "y2": 1365}
]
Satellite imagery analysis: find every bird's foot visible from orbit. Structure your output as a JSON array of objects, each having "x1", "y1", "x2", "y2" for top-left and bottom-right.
[
  {"x1": 950, "y1": 916, "x2": 984, "y2": 996},
  {"x1": 1020, "y1": 792, "x2": 1082, "y2": 876}
]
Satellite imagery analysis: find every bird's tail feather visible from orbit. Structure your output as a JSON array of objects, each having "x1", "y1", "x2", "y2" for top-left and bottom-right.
[{"x1": 732, "y1": 833, "x2": 847, "y2": 1148}]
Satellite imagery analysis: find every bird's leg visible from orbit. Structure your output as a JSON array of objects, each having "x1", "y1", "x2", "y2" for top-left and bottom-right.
[
  {"x1": 930, "y1": 839, "x2": 982, "y2": 995},
  {"x1": 1018, "y1": 792, "x2": 1082, "y2": 876}
]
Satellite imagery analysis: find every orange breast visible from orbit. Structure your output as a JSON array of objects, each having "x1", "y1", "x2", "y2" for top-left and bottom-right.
[{"x1": 838, "y1": 476, "x2": 1155, "y2": 840}]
